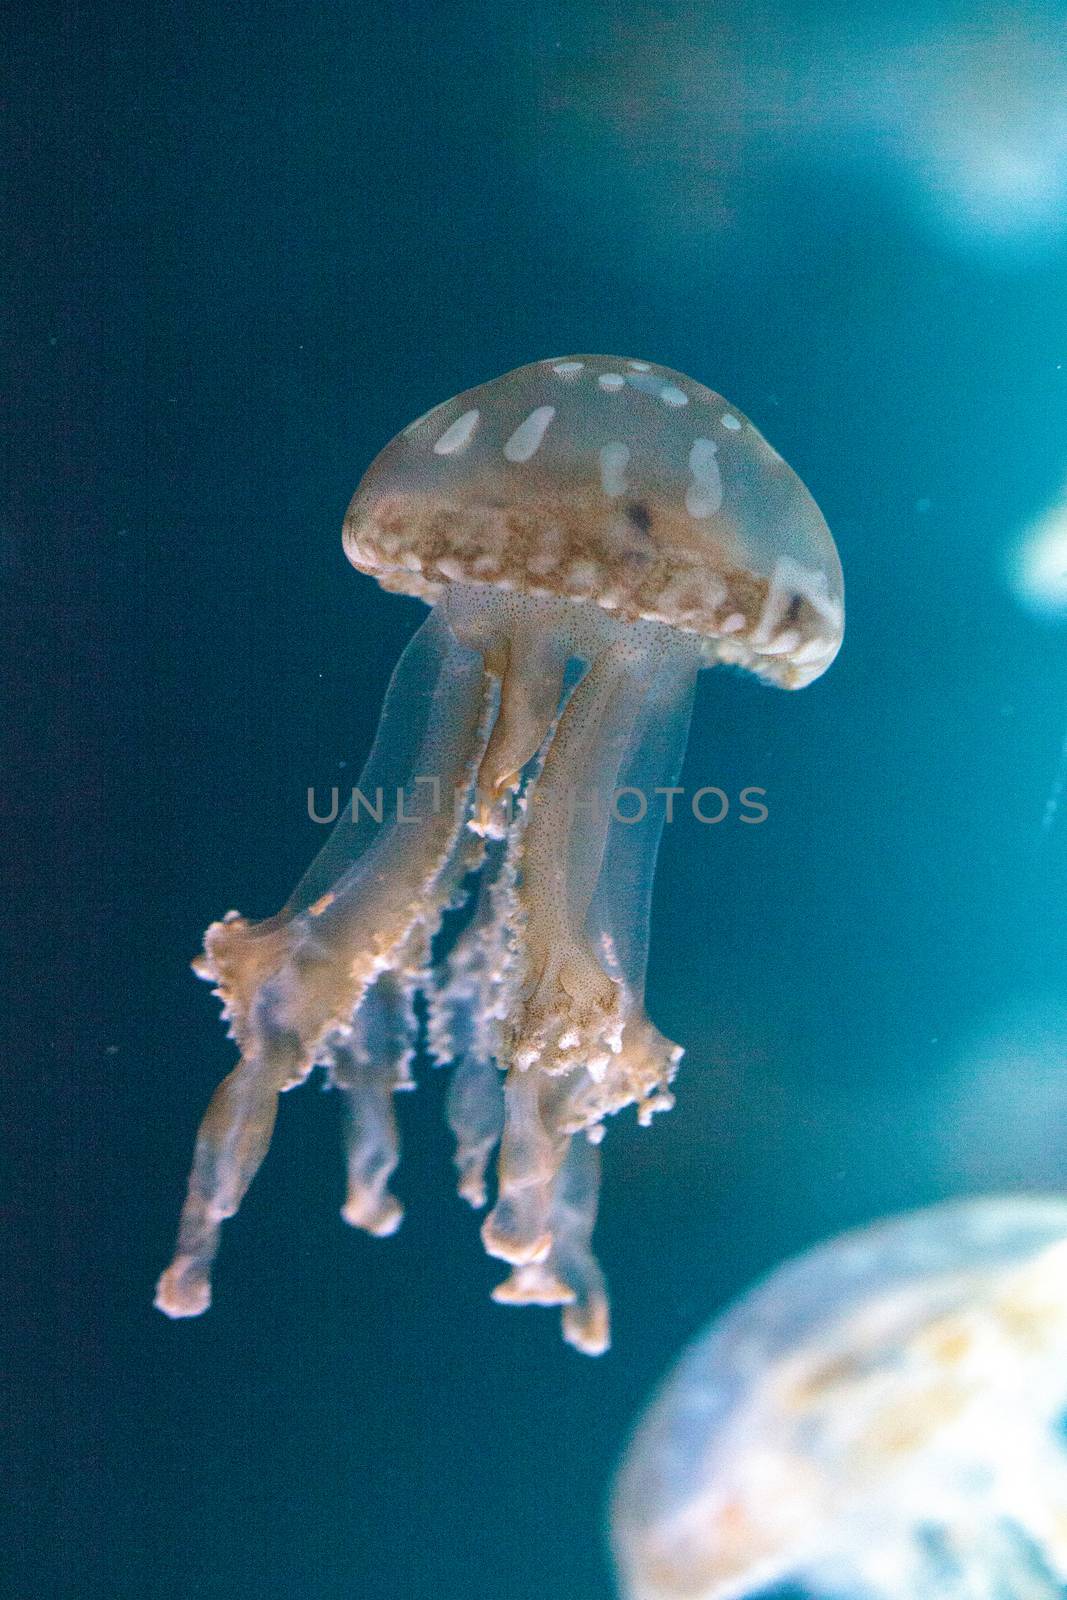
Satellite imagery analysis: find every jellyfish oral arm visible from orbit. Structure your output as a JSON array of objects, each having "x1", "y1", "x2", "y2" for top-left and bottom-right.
[
  {"x1": 482, "y1": 623, "x2": 696, "y2": 1281},
  {"x1": 155, "y1": 610, "x2": 492, "y2": 1318},
  {"x1": 470, "y1": 612, "x2": 570, "y2": 814},
  {"x1": 436, "y1": 588, "x2": 700, "y2": 1348}
]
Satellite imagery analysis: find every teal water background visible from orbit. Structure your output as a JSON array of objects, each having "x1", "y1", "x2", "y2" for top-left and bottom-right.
[{"x1": 9, "y1": 2, "x2": 1067, "y2": 1597}]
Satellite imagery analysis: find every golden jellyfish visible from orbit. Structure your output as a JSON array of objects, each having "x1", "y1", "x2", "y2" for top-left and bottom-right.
[
  {"x1": 612, "y1": 1196, "x2": 1067, "y2": 1597},
  {"x1": 155, "y1": 355, "x2": 843, "y2": 1351}
]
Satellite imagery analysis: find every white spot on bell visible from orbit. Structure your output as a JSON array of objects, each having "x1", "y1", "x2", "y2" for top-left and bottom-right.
[
  {"x1": 598, "y1": 372, "x2": 625, "y2": 391},
  {"x1": 721, "y1": 412, "x2": 742, "y2": 431},
  {"x1": 687, "y1": 485, "x2": 720, "y2": 517},
  {"x1": 433, "y1": 409, "x2": 480, "y2": 456},
  {"x1": 504, "y1": 406, "x2": 556, "y2": 462},
  {"x1": 661, "y1": 384, "x2": 689, "y2": 407},
  {"x1": 760, "y1": 628, "x2": 802, "y2": 656},
  {"x1": 770, "y1": 555, "x2": 841, "y2": 628},
  {"x1": 625, "y1": 370, "x2": 663, "y2": 398},
  {"x1": 791, "y1": 634, "x2": 833, "y2": 665},
  {"x1": 686, "y1": 437, "x2": 723, "y2": 518},
  {"x1": 551, "y1": 361, "x2": 584, "y2": 377},
  {"x1": 599, "y1": 442, "x2": 630, "y2": 498},
  {"x1": 628, "y1": 360, "x2": 651, "y2": 372},
  {"x1": 752, "y1": 558, "x2": 801, "y2": 646}
]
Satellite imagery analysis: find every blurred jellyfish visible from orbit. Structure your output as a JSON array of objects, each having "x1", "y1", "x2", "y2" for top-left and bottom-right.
[
  {"x1": 934, "y1": 995, "x2": 1067, "y2": 1191},
  {"x1": 1012, "y1": 481, "x2": 1067, "y2": 620},
  {"x1": 1008, "y1": 480, "x2": 1067, "y2": 829},
  {"x1": 155, "y1": 355, "x2": 843, "y2": 1350},
  {"x1": 896, "y1": 7, "x2": 1067, "y2": 250},
  {"x1": 613, "y1": 1196, "x2": 1067, "y2": 1598},
  {"x1": 548, "y1": 2, "x2": 1067, "y2": 259}
]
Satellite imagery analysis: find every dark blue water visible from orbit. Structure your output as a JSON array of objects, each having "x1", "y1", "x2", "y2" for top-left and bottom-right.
[{"x1": 9, "y1": 1, "x2": 1067, "y2": 1597}]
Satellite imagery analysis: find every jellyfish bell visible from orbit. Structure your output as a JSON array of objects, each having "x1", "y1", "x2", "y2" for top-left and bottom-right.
[
  {"x1": 155, "y1": 355, "x2": 842, "y2": 1351},
  {"x1": 344, "y1": 355, "x2": 843, "y2": 691},
  {"x1": 612, "y1": 1196, "x2": 1067, "y2": 1600}
]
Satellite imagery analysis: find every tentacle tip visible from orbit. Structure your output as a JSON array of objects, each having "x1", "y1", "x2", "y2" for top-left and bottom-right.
[
  {"x1": 563, "y1": 1302, "x2": 611, "y2": 1357},
  {"x1": 480, "y1": 1213, "x2": 553, "y2": 1266},
  {"x1": 637, "y1": 1089, "x2": 676, "y2": 1127},
  {"x1": 467, "y1": 807, "x2": 508, "y2": 841},
  {"x1": 457, "y1": 1173, "x2": 488, "y2": 1209},
  {"x1": 342, "y1": 1193, "x2": 404, "y2": 1238},
  {"x1": 492, "y1": 1264, "x2": 577, "y2": 1307},
  {"x1": 154, "y1": 1262, "x2": 212, "y2": 1319}
]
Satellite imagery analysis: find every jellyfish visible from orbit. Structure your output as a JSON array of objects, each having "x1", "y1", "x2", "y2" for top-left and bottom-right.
[
  {"x1": 1008, "y1": 479, "x2": 1067, "y2": 830},
  {"x1": 1011, "y1": 478, "x2": 1067, "y2": 621},
  {"x1": 612, "y1": 1196, "x2": 1067, "y2": 1598},
  {"x1": 155, "y1": 355, "x2": 843, "y2": 1350}
]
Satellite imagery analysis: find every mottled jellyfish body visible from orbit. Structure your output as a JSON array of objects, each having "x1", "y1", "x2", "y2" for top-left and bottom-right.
[
  {"x1": 155, "y1": 355, "x2": 843, "y2": 1350},
  {"x1": 612, "y1": 1196, "x2": 1067, "y2": 1598}
]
